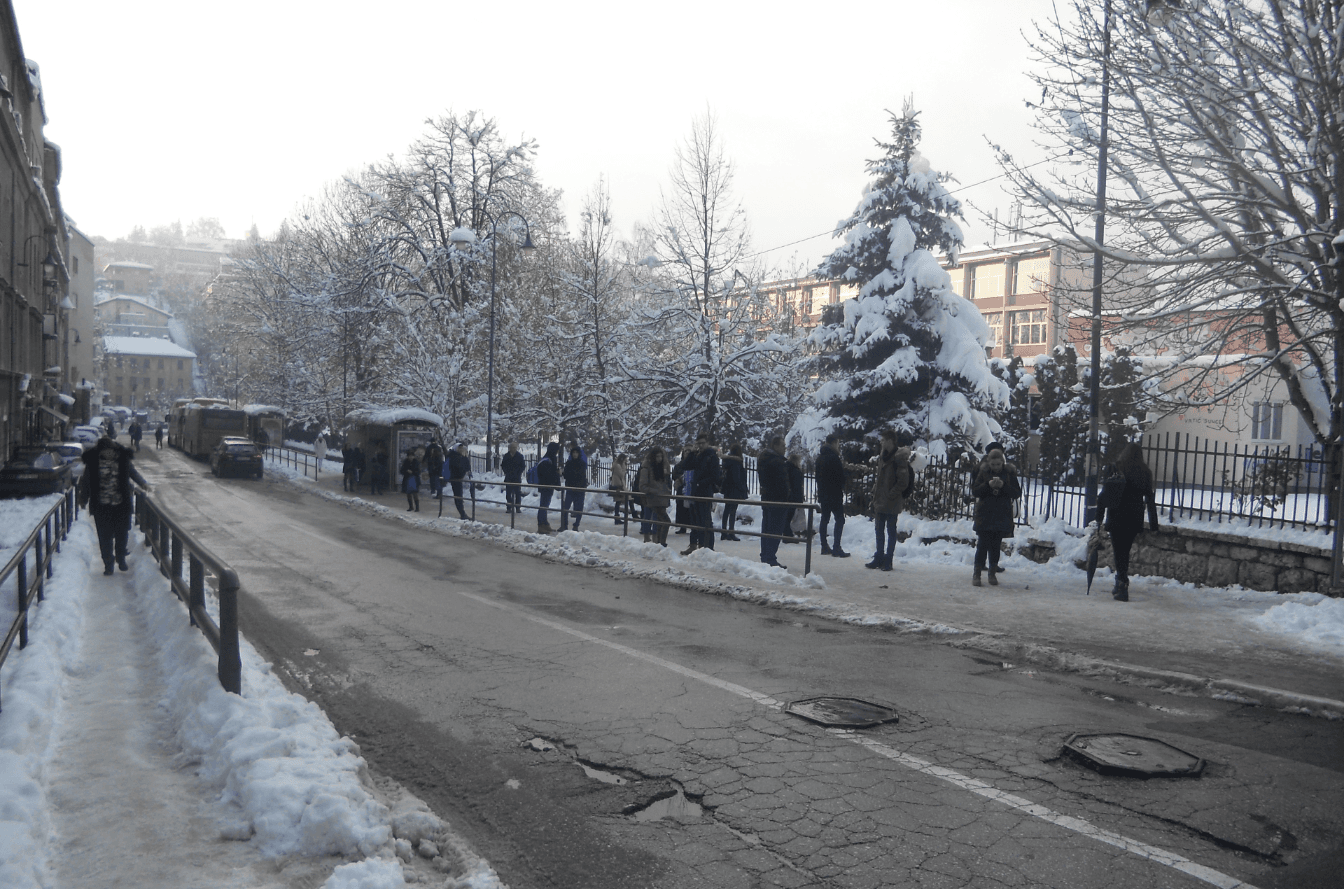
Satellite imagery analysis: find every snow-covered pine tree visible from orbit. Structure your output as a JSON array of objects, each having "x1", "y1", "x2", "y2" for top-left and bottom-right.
[{"x1": 794, "y1": 101, "x2": 1008, "y2": 453}]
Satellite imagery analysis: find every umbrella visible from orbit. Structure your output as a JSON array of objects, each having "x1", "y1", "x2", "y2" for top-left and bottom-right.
[{"x1": 1085, "y1": 523, "x2": 1109, "y2": 595}]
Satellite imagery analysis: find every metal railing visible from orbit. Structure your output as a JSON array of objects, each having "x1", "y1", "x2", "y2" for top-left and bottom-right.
[
  {"x1": 135, "y1": 491, "x2": 242, "y2": 695},
  {"x1": 0, "y1": 488, "x2": 79, "y2": 712},
  {"x1": 266, "y1": 445, "x2": 331, "y2": 479}
]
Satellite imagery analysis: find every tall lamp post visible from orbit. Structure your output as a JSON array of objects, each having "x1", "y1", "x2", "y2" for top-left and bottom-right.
[{"x1": 449, "y1": 212, "x2": 536, "y2": 471}]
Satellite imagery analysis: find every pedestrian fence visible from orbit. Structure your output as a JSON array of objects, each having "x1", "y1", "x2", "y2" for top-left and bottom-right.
[
  {"x1": 135, "y1": 491, "x2": 243, "y2": 695},
  {"x1": 0, "y1": 488, "x2": 79, "y2": 713}
]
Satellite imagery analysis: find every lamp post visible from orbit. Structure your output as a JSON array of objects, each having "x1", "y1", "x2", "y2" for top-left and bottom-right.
[{"x1": 449, "y1": 212, "x2": 536, "y2": 471}]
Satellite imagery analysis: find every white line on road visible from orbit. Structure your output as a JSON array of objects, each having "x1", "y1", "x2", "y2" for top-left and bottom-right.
[{"x1": 454, "y1": 588, "x2": 1259, "y2": 889}]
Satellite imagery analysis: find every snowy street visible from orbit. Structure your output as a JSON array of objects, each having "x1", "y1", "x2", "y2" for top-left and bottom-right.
[{"x1": 3, "y1": 444, "x2": 1343, "y2": 888}]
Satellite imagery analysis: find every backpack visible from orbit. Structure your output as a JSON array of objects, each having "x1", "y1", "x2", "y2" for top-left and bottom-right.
[
  {"x1": 1098, "y1": 469, "x2": 1127, "y2": 511},
  {"x1": 526, "y1": 461, "x2": 540, "y2": 485}
]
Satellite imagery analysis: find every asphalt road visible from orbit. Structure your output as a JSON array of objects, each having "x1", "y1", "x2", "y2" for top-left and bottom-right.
[{"x1": 140, "y1": 446, "x2": 1344, "y2": 889}]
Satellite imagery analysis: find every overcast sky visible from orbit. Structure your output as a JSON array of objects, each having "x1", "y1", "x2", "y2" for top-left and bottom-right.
[{"x1": 15, "y1": 0, "x2": 1059, "y2": 273}]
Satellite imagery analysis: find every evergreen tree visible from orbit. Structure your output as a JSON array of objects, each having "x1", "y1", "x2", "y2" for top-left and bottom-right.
[{"x1": 794, "y1": 101, "x2": 1007, "y2": 452}]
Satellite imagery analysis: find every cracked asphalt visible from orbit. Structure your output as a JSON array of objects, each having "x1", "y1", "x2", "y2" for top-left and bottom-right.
[{"x1": 145, "y1": 448, "x2": 1344, "y2": 889}]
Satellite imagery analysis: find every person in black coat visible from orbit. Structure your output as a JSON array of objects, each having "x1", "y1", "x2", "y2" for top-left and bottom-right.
[
  {"x1": 719, "y1": 443, "x2": 749, "y2": 542},
  {"x1": 501, "y1": 441, "x2": 526, "y2": 514},
  {"x1": 78, "y1": 434, "x2": 149, "y2": 575},
  {"x1": 446, "y1": 442, "x2": 472, "y2": 519},
  {"x1": 560, "y1": 444, "x2": 589, "y2": 531},
  {"x1": 400, "y1": 450, "x2": 421, "y2": 512},
  {"x1": 536, "y1": 442, "x2": 562, "y2": 532},
  {"x1": 814, "y1": 434, "x2": 851, "y2": 558},
  {"x1": 757, "y1": 436, "x2": 791, "y2": 569},
  {"x1": 970, "y1": 443, "x2": 1021, "y2": 586},
  {"x1": 1096, "y1": 442, "x2": 1161, "y2": 602},
  {"x1": 424, "y1": 442, "x2": 445, "y2": 500},
  {"x1": 674, "y1": 434, "x2": 721, "y2": 553}
]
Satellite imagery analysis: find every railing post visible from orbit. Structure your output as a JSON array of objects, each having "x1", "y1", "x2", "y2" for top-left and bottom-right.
[
  {"x1": 17, "y1": 555, "x2": 28, "y2": 650},
  {"x1": 189, "y1": 555, "x2": 204, "y2": 628},
  {"x1": 216, "y1": 569, "x2": 242, "y2": 695},
  {"x1": 804, "y1": 505, "x2": 814, "y2": 576}
]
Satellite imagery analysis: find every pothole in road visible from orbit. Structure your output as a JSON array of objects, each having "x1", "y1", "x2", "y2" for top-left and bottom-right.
[
  {"x1": 625, "y1": 788, "x2": 704, "y2": 822},
  {"x1": 579, "y1": 761, "x2": 629, "y2": 785}
]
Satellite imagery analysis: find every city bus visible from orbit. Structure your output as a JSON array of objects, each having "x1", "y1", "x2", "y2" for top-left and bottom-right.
[{"x1": 172, "y1": 398, "x2": 246, "y2": 458}]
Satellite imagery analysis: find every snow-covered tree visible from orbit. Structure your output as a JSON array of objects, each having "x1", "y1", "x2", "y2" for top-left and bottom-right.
[
  {"x1": 1000, "y1": 0, "x2": 1343, "y2": 451},
  {"x1": 796, "y1": 101, "x2": 1008, "y2": 452}
]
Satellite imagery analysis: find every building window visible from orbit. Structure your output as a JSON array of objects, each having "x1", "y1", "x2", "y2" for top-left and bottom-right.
[
  {"x1": 983, "y1": 312, "x2": 1003, "y2": 347},
  {"x1": 1252, "y1": 403, "x2": 1283, "y2": 441},
  {"x1": 971, "y1": 263, "x2": 1005, "y2": 300},
  {"x1": 115, "y1": 376, "x2": 123, "y2": 386},
  {"x1": 1012, "y1": 309, "x2": 1047, "y2": 345},
  {"x1": 802, "y1": 289, "x2": 814, "y2": 316},
  {"x1": 178, "y1": 360, "x2": 184, "y2": 370},
  {"x1": 158, "y1": 359, "x2": 165, "y2": 370},
  {"x1": 115, "y1": 357, "x2": 123, "y2": 369},
  {"x1": 945, "y1": 267, "x2": 964, "y2": 297},
  {"x1": 158, "y1": 377, "x2": 165, "y2": 389},
  {"x1": 1014, "y1": 257, "x2": 1052, "y2": 293}
]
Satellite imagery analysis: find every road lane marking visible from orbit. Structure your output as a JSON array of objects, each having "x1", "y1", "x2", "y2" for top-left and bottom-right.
[{"x1": 453, "y1": 588, "x2": 1259, "y2": 889}]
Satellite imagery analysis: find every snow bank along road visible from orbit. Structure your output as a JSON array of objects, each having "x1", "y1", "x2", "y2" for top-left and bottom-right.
[{"x1": 113, "y1": 445, "x2": 1338, "y2": 889}]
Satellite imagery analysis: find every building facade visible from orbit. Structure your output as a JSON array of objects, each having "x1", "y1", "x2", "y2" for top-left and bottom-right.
[{"x1": 101, "y1": 335, "x2": 196, "y2": 410}]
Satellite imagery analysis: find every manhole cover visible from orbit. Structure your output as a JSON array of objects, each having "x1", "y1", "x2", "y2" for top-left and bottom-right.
[
  {"x1": 1063, "y1": 733, "x2": 1204, "y2": 778},
  {"x1": 785, "y1": 696, "x2": 898, "y2": 728}
]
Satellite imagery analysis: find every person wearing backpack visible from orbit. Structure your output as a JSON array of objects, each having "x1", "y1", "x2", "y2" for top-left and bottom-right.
[
  {"x1": 1095, "y1": 442, "x2": 1160, "y2": 602},
  {"x1": 866, "y1": 430, "x2": 914, "y2": 571},
  {"x1": 501, "y1": 441, "x2": 526, "y2": 514},
  {"x1": 970, "y1": 442, "x2": 1021, "y2": 586},
  {"x1": 535, "y1": 442, "x2": 562, "y2": 533}
]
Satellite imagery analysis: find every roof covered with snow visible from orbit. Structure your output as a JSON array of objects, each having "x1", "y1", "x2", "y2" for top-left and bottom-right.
[
  {"x1": 242, "y1": 404, "x2": 286, "y2": 416},
  {"x1": 95, "y1": 294, "x2": 173, "y2": 317},
  {"x1": 102, "y1": 336, "x2": 196, "y2": 358},
  {"x1": 345, "y1": 407, "x2": 443, "y2": 428}
]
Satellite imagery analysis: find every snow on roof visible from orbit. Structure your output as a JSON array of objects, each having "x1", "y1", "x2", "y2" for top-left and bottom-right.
[
  {"x1": 242, "y1": 404, "x2": 286, "y2": 416},
  {"x1": 104, "y1": 261, "x2": 155, "y2": 270},
  {"x1": 96, "y1": 294, "x2": 173, "y2": 316},
  {"x1": 102, "y1": 336, "x2": 196, "y2": 358},
  {"x1": 345, "y1": 407, "x2": 444, "y2": 428}
]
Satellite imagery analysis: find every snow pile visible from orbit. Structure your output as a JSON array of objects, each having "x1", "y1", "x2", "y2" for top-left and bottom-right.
[
  {"x1": 1250, "y1": 594, "x2": 1344, "y2": 649},
  {"x1": 0, "y1": 493, "x2": 63, "y2": 565}
]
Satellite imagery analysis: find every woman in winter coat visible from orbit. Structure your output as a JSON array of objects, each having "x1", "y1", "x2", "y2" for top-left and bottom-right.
[
  {"x1": 609, "y1": 454, "x2": 631, "y2": 524},
  {"x1": 866, "y1": 431, "x2": 913, "y2": 571},
  {"x1": 970, "y1": 443, "x2": 1021, "y2": 586},
  {"x1": 560, "y1": 445, "x2": 589, "y2": 532},
  {"x1": 637, "y1": 446, "x2": 673, "y2": 545},
  {"x1": 1095, "y1": 442, "x2": 1160, "y2": 602},
  {"x1": 719, "y1": 444, "x2": 749, "y2": 541},
  {"x1": 399, "y1": 450, "x2": 421, "y2": 512}
]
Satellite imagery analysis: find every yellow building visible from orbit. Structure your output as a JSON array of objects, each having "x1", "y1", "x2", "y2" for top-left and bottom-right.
[{"x1": 102, "y1": 335, "x2": 196, "y2": 410}]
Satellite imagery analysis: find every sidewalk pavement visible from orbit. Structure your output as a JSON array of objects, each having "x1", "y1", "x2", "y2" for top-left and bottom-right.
[{"x1": 284, "y1": 460, "x2": 1344, "y2": 716}]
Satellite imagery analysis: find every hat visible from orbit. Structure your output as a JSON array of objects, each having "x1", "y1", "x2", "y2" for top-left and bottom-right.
[{"x1": 985, "y1": 441, "x2": 1006, "y2": 454}]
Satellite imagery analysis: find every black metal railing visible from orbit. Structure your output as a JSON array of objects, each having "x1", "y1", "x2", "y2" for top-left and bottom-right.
[
  {"x1": 266, "y1": 444, "x2": 331, "y2": 479},
  {"x1": 135, "y1": 492, "x2": 242, "y2": 695},
  {"x1": 0, "y1": 488, "x2": 79, "y2": 712}
]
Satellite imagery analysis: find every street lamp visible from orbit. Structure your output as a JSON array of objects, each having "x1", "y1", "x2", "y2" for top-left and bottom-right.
[{"x1": 449, "y1": 213, "x2": 536, "y2": 471}]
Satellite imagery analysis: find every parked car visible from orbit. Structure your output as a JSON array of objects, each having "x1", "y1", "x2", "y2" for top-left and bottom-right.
[
  {"x1": 0, "y1": 446, "x2": 74, "y2": 498},
  {"x1": 71, "y1": 425, "x2": 105, "y2": 445},
  {"x1": 46, "y1": 441, "x2": 88, "y2": 482},
  {"x1": 210, "y1": 437, "x2": 264, "y2": 479}
]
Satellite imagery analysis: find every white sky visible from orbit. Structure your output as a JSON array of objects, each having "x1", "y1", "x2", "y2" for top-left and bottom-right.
[{"x1": 15, "y1": 0, "x2": 1058, "y2": 273}]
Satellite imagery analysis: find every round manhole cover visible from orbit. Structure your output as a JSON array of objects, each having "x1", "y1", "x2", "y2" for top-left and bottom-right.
[
  {"x1": 785, "y1": 696, "x2": 899, "y2": 728},
  {"x1": 1063, "y1": 733, "x2": 1204, "y2": 778}
]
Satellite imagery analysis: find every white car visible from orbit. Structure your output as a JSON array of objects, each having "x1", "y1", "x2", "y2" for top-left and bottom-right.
[
  {"x1": 71, "y1": 425, "x2": 105, "y2": 445},
  {"x1": 47, "y1": 441, "x2": 88, "y2": 481}
]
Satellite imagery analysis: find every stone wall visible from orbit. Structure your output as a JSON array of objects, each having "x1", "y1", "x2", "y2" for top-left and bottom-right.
[{"x1": 1122, "y1": 526, "x2": 1331, "y2": 595}]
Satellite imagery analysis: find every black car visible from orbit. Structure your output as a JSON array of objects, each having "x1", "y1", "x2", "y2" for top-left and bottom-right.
[
  {"x1": 0, "y1": 446, "x2": 75, "y2": 498},
  {"x1": 210, "y1": 437, "x2": 264, "y2": 479}
]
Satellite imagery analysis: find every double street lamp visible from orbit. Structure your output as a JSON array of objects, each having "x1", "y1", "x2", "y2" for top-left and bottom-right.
[{"x1": 449, "y1": 212, "x2": 536, "y2": 470}]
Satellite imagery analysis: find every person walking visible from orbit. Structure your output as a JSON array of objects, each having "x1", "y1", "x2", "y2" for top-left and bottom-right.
[
  {"x1": 719, "y1": 444, "x2": 749, "y2": 542},
  {"x1": 536, "y1": 442, "x2": 562, "y2": 532},
  {"x1": 446, "y1": 442, "x2": 472, "y2": 519},
  {"x1": 424, "y1": 442, "x2": 445, "y2": 500},
  {"x1": 637, "y1": 446, "x2": 673, "y2": 545},
  {"x1": 970, "y1": 442, "x2": 1021, "y2": 586},
  {"x1": 501, "y1": 441, "x2": 526, "y2": 514},
  {"x1": 815, "y1": 434, "x2": 851, "y2": 557},
  {"x1": 866, "y1": 431, "x2": 914, "y2": 571},
  {"x1": 128, "y1": 420, "x2": 143, "y2": 452},
  {"x1": 560, "y1": 444, "x2": 589, "y2": 532},
  {"x1": 757, "y1": 436, "x2": 791, "y2": 569},
  {"x1": 78, "y1": 432, "x2": 150, "y2": 575},
  {"x1": 154, "y1": 424, "x2": 164, "y2": 449},
  {"x1": 1095, "y1": 442, "x2": 1161, "y2": 602},
  {"x1": 400, "y1": 449, "x2": 421, "y2": 512},
  {"x1": 314, "y1": 434, "x2": 328, "y2": 466},
  {"x1": 608, "y1": 454, "x2": 631, "y2": 525}
]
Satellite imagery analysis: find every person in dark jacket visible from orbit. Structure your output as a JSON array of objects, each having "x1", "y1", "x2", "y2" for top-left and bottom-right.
[
  {"x1": 424, "y1": 442, "x2": 445, "y2": 500},
  {"x1": 78, "y1": 433, "x2": 150, "y2": 575},
  {"x1": 501, "y1": 441, "x2": 526, "y2": 514},
  {"x1": 560, "y1": 444, "x2": 588, "y2": 531},
  {"x1": 674, "y1": 434, "x2": 721, "y2": 554},
  {"x1": 637, "y1": 445, "x2": 673, "y2": 545},
  {"x1": 400, "y1": 450, "x2": 421, "y2": 512},
  {"x1": 446, "y1": 442, "x2": 472, "y2": 519},
  {"x1": 815, "y1": 434, "x2": 851, "y2": 557},
  {"x1": 370, "y1": 448, "x2": 388, "y2": 495},
  {"x1": 536, "y1": 442, "x2": 562, "y2": 532},
  {"x1": 128, "y1": 421, "x2": 143, "y2": 451},
  {"x1": 970, "y1": 443, "x2": 1021, "y2": 586},
  {"x1": 866, "y1": 430, "x2": 914, "y2": 571},
  {"x1": 1095, "y1": 442, "x2": 1160, "y2": 602},
  {"x1": 719, "y1": 443, "x2": 749, "y2": 542},
  {"x1": 757, "y1": 436, "x2": 792, "y2": 569},
  {"x1": 342, "y1": 444, "x2": 358, "y2": 492}
]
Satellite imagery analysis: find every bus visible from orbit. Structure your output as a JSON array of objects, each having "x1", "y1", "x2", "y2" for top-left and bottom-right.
[{"x1": 172, "y1": 398, "x2": 246, "y2": 458}]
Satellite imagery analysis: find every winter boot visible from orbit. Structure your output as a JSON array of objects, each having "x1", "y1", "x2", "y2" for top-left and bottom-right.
[
  {"x1": 820, "y1": 542, "x2": 832, "y2": 556},
  {"x1": 972, "y1": 569, "x2": 983, "y2": 587},
  {"x1": 880, "y1": 555, "x2": 893, "y2": 572},
  {"x1": 1112, "y1": 579, "x2": 1129, "y2": 602},
  {"x1": 864, "y1": 555, "x2": 883, "y2": 569},
  {"x1": 987, "y1": 569, "x2": 999, "y2": 586},
  {"x1": 832, "y1": 548, "x2": 851, "y2": 559}
]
